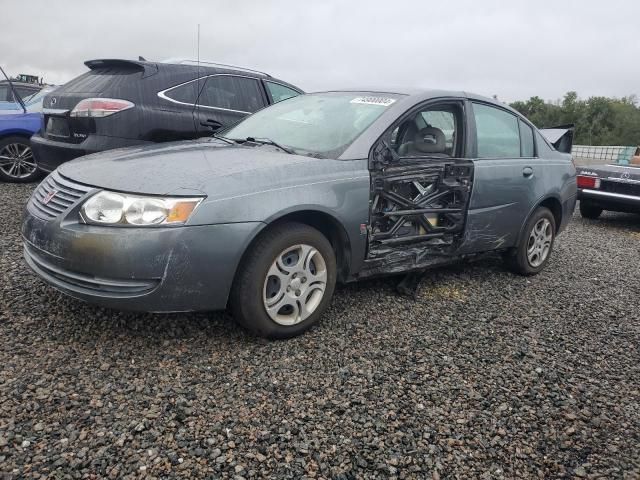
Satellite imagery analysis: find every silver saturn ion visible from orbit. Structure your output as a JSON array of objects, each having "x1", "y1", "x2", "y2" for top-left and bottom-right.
[{"x1": 23, "y1": 90, "x2": 577, "y2": 338}]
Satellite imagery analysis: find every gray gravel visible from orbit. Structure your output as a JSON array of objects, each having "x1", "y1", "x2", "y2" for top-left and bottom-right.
[{"x1": 1, "y1": 182, "x2": 639, "y2": 479}]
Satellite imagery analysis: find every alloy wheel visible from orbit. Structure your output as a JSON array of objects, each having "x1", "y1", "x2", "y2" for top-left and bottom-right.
[
  {"x1": 527, "y1": 218, "x2": 553, "y2": 267},
  {"x1": 0, "y1": 143, "x2": 37, "y2": 179},
  {"x1": 263, "y1": 244, "x2": 328, "y2": 326}
]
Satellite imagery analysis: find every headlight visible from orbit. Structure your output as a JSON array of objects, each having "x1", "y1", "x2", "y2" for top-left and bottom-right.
[{"x1": 81, "y1": 191, "x2": 204, "y2": 226}]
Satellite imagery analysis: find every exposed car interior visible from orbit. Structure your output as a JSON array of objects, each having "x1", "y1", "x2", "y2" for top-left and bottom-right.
[
  {"x1": 392, "y1": 106, "x2": 461, "y2": 157},
  {"x1": 365, "y1": 103, "x2": 473, "y2": 275}
]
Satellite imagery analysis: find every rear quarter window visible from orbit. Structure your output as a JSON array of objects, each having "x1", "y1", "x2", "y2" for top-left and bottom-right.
[
  {"x1": 519, "y1": 119, "x2": 535, "y2": 157},
  {"x1": 163, "y1": 81, "x2": 199, "y2": 104}
]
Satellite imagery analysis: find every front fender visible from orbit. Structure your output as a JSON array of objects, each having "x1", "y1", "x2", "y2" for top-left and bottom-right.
[{"x1": 187, "y1": 160, "x2": 371, "y2": 275}]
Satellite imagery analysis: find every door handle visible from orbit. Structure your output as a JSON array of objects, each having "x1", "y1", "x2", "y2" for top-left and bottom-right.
[
  {"x1": 200, "y1": 118, "x2": 222, "y2": 131},
  {"x1": 522, "y1": 166, "x2": 534, "y2": 177}
]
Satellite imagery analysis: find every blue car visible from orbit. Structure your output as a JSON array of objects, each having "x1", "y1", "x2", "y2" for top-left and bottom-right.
[{"x1": 0, "y1": 87, "x2": 54, "y2": 182}]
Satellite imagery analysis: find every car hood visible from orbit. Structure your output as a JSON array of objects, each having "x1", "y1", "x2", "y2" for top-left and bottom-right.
[
  {"x1": 58, "y1": 139, "x2": 358, "y2": 197},
  {"x1": 577, "y1": 164, "x2": 640, "y2": 182}
]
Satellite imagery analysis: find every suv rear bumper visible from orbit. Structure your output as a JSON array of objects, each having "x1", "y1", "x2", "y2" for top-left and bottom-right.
[{"x1": 31, "y1": 134, "x2": 152, "y2": 172}]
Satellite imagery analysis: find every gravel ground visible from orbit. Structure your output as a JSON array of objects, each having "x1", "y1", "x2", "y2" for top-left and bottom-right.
[{"x1": 1, "y1": 182, "x2": 639, "y2": 479}]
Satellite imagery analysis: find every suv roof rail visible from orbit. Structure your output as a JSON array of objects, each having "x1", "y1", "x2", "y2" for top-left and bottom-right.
[{"x1": 160, "y1": 58, "x2": 271, "y2": 77}]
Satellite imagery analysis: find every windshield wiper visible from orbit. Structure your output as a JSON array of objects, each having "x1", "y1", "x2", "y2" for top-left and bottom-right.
[
  {"x1": 245, "y1": 137, "x2": 293, "y2": 154},
  {"x1": 212, "y1": 133, "x2": 236, "y2": 145}
]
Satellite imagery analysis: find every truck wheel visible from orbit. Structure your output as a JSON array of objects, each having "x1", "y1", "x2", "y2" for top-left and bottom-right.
[
  {"x1": 579, "y1": 202, "x2": 603, "y2": 219},
  {"x1": 230, "y1": 222, "x2": 337, "y2": 339},
  {"x1": 0, "y1": 136, "x2": 41, "y2": 183},
  {"x1": 506, "y1": 207, "x2": 556, "y2": 276}
]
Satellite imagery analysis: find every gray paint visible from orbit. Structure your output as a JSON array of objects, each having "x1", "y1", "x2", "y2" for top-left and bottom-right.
[{"x1": 23, "y1": 89, "x2": 577, "y2": 312}]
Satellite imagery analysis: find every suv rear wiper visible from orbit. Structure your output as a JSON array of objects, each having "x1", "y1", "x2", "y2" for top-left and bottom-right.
[{"x1": 245, "y1": 137, "x2": 293, "y2": 154}]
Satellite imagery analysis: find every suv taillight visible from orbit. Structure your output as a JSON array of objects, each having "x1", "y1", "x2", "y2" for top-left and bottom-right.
[
  {"x1": 577, "y1": 175, "x2": 600, "y2": 189},
  {"x1": 70, "y1": 98, "x2": 134, "y2": 118}
]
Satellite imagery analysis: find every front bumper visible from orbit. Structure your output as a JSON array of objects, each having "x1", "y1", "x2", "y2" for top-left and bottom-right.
[
  {"x1": 22, "y1": 206, "x2": 264, "y2": 312},
  {"x1": 578, "y1": 188, "x2": 640, "y2": 212},
  {"x1": 31, "y1": 134, "x2": 152, "y2": 173}
]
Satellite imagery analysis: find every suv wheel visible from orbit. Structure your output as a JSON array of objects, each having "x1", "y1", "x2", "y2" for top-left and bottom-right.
[
  {"x1": 506, "y1": 207, "x2": 556, "y2": 276},
  {"x1": 0, "y1": 136, "x2": 41, "y2": 183},
  {"x1": 230, "y1": 222, "x2": 337, "y2": 339},
  {"x1": 579, "y1": 202, "x2": 603, "y2": 219}
]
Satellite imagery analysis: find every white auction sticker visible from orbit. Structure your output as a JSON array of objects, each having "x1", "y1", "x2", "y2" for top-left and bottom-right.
[{"x1": 350, "y1": 96, "x2": 396, "y2": 106}]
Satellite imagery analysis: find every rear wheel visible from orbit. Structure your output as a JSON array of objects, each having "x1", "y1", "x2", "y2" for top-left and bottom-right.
[
  {"x1": 230, "y1": 222, "x2": 337, "y2": 339},
  {"x1": 579, "y1": 201, "x2": 603, "y2": 219},
  {"x1": 0, "y1": 136, "x2": 41, "y2": 183},
  {"x1": 506, "y1": 207, "x2": 556, "y2": 276}
]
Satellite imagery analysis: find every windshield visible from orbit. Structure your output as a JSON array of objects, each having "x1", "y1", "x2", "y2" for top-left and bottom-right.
[
  {"x1": 23, "y1": 87, "x2": 56, "y2": 112},
  {"x1": 225, "y1": 92, "x2": 402, "y2": 158}
]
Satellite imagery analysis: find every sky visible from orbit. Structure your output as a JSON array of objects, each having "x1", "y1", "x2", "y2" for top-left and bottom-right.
[{"x1": 1, "y1": 0, "x2": 639, "y2": 103}]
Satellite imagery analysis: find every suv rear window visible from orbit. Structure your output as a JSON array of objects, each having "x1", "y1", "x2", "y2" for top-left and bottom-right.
[{"x1": 62, "y1": 68, "x2": 142, "y2": 93}]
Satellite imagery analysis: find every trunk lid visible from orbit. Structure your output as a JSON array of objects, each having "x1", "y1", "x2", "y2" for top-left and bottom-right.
[{"x1": 539, "y1": 124, "x2": 574, "y2": 153}]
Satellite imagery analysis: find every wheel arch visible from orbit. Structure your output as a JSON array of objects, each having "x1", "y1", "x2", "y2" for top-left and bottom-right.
[
  {"x1": 234, "y1": 207, "x2": 353, "y2": 288},
  {"x1": 516, "y1": 194, "x2": 563, "y2": 245}
]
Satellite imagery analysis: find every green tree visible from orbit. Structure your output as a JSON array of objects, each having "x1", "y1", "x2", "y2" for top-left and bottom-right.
[{"x1": 510, "y1": 92, "x2": 640, "y2": 146}]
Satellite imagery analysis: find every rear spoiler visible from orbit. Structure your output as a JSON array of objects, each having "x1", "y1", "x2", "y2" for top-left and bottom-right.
[
  {"x1": 84, "y1": 59, "x2": 158, "y2": 78},
  {"x1": 539, "y1": 124, "x2": 574, "y2": 154}
]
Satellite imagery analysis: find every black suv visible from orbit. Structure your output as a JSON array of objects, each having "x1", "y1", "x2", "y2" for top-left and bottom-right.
[{"x1": 30, "y1": 59, "x2": 303, "y2": 172}]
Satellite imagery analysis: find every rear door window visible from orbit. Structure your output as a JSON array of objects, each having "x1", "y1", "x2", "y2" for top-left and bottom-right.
[
  {"x1": 265, "y1": 81, "x2": 300, "y2": 103},
  {"x1": 473, "y1": 103, "x2": 521, "y2": 158},
  {"x1": 199, "y1": 75, "x2": 265, "y2": 113}
]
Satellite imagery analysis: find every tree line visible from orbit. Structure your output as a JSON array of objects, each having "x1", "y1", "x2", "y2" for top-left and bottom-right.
[{"x1": 509, "y1": 92, "x2": 640, "y2": 146}]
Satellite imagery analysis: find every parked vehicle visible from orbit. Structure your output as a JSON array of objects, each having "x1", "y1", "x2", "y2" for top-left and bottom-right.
[
  {"x1": 0, "y1": 78, "x2": 43, "y2": 103},
  {"x1": 0, "y1": 87, "x2": 55, "y2": 182},
  {"x1": 22, "y1": 90, "x2": 577, "y2": 338},
  {"x1": 30, "y1": 58, "x2": 303, "y2": 173},
  {"x1": 576, "y1": 164, "x2": 640, "y2": 218}
]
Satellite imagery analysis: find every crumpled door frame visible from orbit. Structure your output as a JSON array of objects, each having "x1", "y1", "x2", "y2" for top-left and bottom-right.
[{"x1": 360, "y1": 142, "x2": 474, "y2": 277}]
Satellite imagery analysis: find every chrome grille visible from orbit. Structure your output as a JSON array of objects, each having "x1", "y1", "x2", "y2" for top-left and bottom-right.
[{"x1": 30, "y1": 172, "x2": 92, "y2": 220}]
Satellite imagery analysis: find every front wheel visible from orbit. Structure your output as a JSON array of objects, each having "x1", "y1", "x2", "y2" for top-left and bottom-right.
[
  {"x1": 0, "y1": 136, "x2": 41, "y2": 183},
  {"x1": 505, "y1": 207, "x2": 556, "y2": 276},
  {"x1": 230, "y1": 222, "x2": 337, "y2": 339}
]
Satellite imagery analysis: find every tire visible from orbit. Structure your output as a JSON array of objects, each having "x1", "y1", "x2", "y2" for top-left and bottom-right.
[
  {"x1": 230, "y1": 222, "x2": 337, "y2": 339},
  {"x1": 0, "y1": 136, "x2": 41, "y2": 183},
  {"x1": 505, "y1": 207, "x2": 556, "y2": 276},
  {"x1": 579, "y1": 201, "x2": 603, "y2": 219}
]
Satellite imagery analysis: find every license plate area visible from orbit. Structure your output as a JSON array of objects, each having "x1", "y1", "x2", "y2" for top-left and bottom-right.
[{"x1": 46, "y1": 117, "x2": 70, "y2": 138}]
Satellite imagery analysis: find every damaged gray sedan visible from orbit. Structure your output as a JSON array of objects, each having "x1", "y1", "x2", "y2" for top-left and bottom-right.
[{"x1": 22, "y1": 90, "x2": 577, "y2": 338}]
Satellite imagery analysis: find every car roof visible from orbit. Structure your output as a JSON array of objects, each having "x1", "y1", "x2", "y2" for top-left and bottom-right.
[
  {"x1": 332, "y1": 88, "x2": 527, "y2": 160},
  {"x1": 313, "y1": 87, "x2": 515, "y2": 111},
  {"x1": 84, "y1": 58, "x2": 304, "y2": 93}
]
